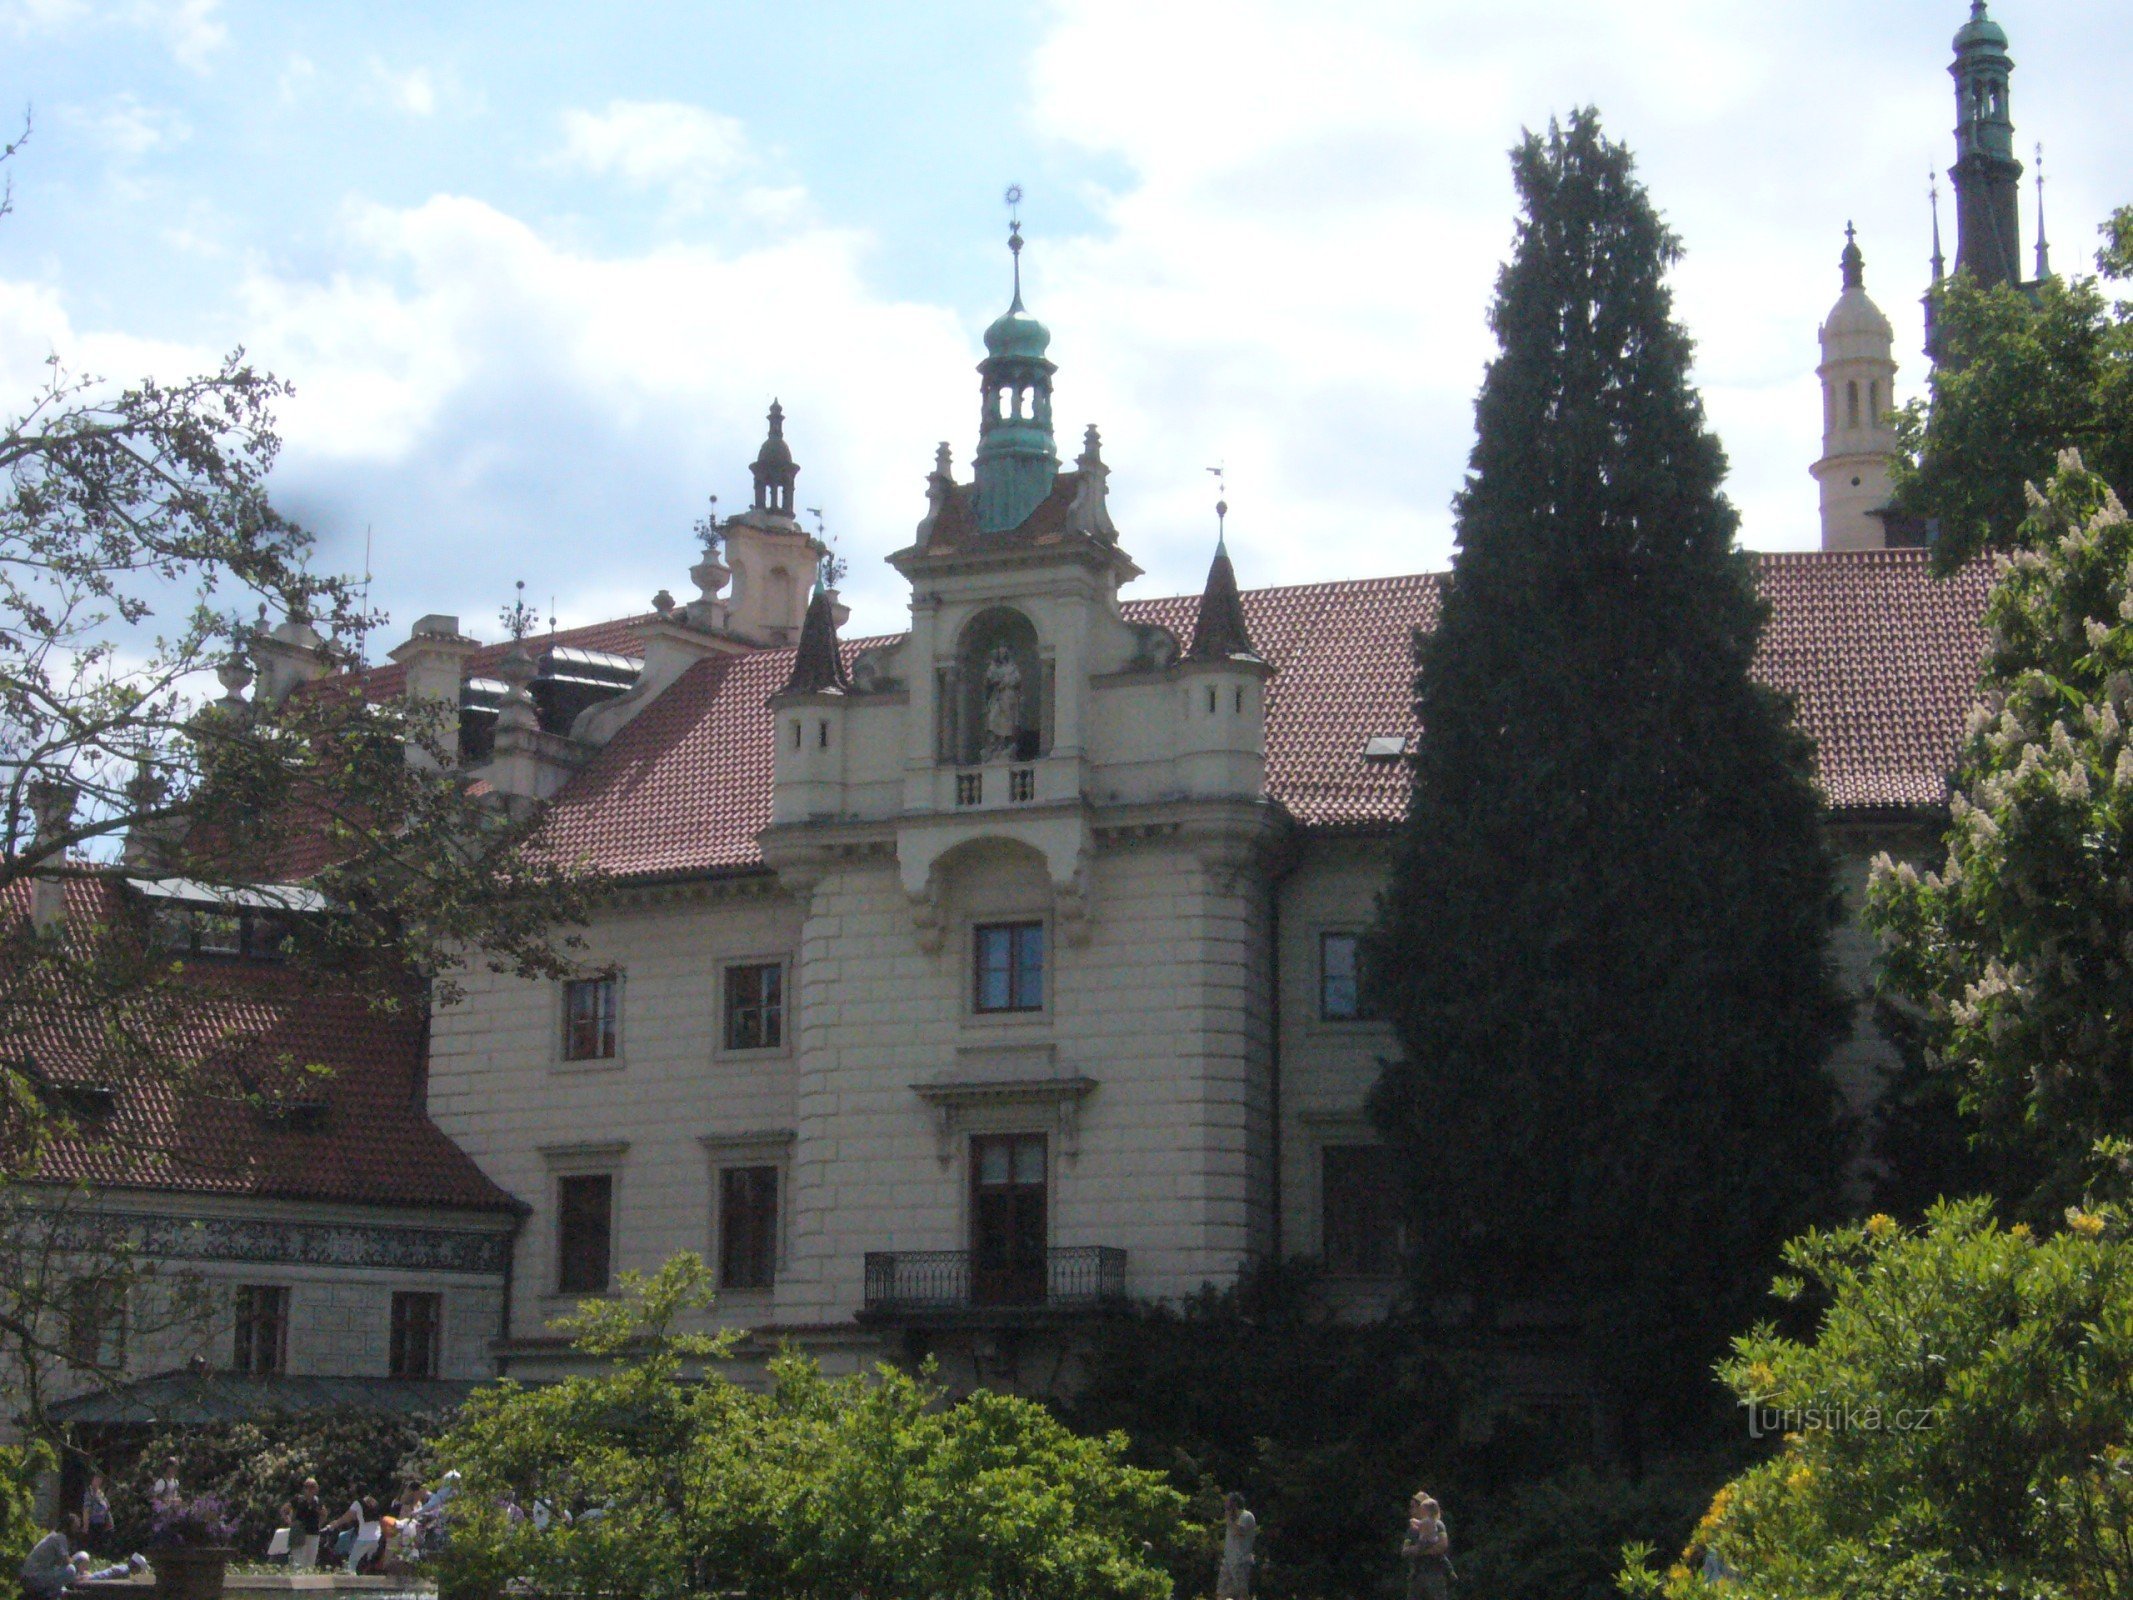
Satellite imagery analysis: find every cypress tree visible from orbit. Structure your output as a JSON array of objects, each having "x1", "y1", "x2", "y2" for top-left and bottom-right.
[{"x1": 1367, "y1": 111, "x2": 1851, "y2": 1459}]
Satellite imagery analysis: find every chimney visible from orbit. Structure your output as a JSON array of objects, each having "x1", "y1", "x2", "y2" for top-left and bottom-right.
[
  {"x1": 255, "y1": 611, "x2": 332, "y2": 707},
  {"x1": 386, "y1": 615, "x2": 482, "y2": 768},
  {"x1": 27, "y1": 777, "x2": 77, "y2": 934}
]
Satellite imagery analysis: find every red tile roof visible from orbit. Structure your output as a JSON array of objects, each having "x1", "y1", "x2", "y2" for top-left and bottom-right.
[
  {"x1": 7, "y1": 875, "x2": 517, "y2": 1212},
  {"x1": 529, "y1": 549, "x2": 1991, "y2": 881}
]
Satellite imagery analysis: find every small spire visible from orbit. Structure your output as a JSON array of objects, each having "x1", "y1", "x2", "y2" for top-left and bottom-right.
[
  {"x1": 2034, "y1": 143, "x2": 2051, "y2": 280},
  {"x1": 1929, "y1": 176, "x2": 1946, "y2": 283},
  {"x1": 780, "y1": 585, "x2": 850, "y2": 695},
  {"x1": 1840, "y1": 222, "x2": 1864, "y2": 290},
  {"x1": 1005, "y1": 184, "x2": 1025, "y2": 311},
  {"x1": 1188, "y1": 480, "x2": 1257, "y2": 664}
]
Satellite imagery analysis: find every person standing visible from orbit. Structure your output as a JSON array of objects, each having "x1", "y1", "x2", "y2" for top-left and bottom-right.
[
  {"x1": 79, "y1": 1475, "x2": 113, "y2": 1554},
  {"x1": 283, "y1": 1477, "x2": 325, "y2": 1569},
  {"x1": 1402, "y1": 1492, "x2": 1453, "y2": 1600},
  {"x1": 1217, "y1": 1492, "x2": 1258, "y2": 1600},
  {"x1": 151, "y1": 1458, "x2": 182, "y2": 1501}
]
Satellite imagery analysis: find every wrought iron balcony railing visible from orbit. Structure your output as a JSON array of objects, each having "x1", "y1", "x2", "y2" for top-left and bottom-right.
[{"x1": 862, "y1": 1246, "x2": 1127, "y2": 1314}]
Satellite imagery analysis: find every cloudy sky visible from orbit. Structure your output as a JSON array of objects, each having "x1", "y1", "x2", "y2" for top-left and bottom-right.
[{"x1": 1, "y1": 0, "x2": 2127, "y2": 643}]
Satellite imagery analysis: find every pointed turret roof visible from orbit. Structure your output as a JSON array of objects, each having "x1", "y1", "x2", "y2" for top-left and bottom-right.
[
  {"x1": 1188, "y1": 536, "x2": 1260, "y2": 662},
  {"x1": 780, "y1": 582, "x2": 849, "y2": 694}
]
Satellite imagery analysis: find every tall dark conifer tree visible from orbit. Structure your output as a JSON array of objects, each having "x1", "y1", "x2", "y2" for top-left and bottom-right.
[{"x1": 1367, "y1": 111, "x2": 1851, "y2": 1458}]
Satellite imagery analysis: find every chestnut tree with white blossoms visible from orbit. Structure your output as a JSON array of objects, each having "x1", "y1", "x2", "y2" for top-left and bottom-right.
[{"x1": 1869, "y1": 452, "x2": 2133, "y2": 1214}]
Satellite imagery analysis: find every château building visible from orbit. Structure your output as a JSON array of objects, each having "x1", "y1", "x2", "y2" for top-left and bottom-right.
[{"x1": 14, "y1": 4, "x2": 2048, "y2": 1426}]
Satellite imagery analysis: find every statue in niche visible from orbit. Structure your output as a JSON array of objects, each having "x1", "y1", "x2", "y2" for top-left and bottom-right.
[{"x1": 982, "y1": 644, "x2": 1024, "y2": 761}]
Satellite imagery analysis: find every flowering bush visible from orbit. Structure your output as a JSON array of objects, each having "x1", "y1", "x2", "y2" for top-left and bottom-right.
[
  {"x1": 148, "y1": 1493, "x2": 238, "y2": 1549},
  {"x1": 1869, "y1": 452, "x2": 2133, "y2": 1212},
  {"x1": 1619, "y1": 1201, "x2": 2133, "y2": 1600}
]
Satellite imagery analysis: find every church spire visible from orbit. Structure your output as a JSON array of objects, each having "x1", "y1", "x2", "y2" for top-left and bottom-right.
[{"x1": 972, "y1": 189, "x2": 1059, "y2": 535}]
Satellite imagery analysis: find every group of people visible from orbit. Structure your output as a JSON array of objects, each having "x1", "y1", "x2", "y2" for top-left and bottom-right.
[
  {"x1": 276, "y1": 1470, "x2": 459, "y2": 1571},
  {"x1": 1213, "y1": 1488, "x2": 1454, "y2": 1599}
]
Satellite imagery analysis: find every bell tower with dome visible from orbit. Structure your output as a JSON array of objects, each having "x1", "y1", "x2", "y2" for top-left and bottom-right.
[
  {"x1": 1814, "y1": 227, "x2": 1904, "y2": 552},
  {"x1": 1948, "y1": 0, "x2": 2025, "y2": 290}
]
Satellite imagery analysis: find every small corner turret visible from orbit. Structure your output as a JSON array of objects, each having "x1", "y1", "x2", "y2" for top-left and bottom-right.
[{"x1": 1177, "y1": 494, "x2": 1272, "y2": 799}]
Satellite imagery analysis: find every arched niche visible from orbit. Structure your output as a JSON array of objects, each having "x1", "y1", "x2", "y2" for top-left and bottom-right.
[{"x1": 938, "y1": 606, "x2": 1051, "y2": 766}]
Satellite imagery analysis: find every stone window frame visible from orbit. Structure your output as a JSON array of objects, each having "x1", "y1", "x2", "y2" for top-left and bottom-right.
[
  {"x1": 1309, "y1": 927, "x2": 1386, "y2": 1031},
  {"x1": 714, "y1": 955, "x2": 793, "y2": 1061},
  {"x1": 388, "y1": 1289, "x2": 443, "y2": 1380},
  {"x1": 541, "y1": 1142, "x2": 629, "y2": 1301},
  {"x1": 554, "y1": 969, "x2": 626, "y2": 1072},
  {"x1": 1298, "y1": 1114, "x2": 1405, "y2": 1282},
  {"x1": 231, "y1": 1281, "x2": 291, "y2": 1375},
  {"x1": 699, "y1": 1130, "x2": 795, "y2": 1299},
  {"x1": 969, "y1": 917, "x2": 1049, "y2": 1018}
]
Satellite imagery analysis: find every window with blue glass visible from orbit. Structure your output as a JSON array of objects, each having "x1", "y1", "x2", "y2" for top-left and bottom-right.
[{"x1": 973, "y1": 921, "x2": 1045, "y2": 1013}]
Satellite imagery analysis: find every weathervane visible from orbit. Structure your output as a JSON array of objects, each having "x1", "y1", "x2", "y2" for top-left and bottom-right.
[
  {"x1": 693, "y1": 494, "x2": 722, "y2": 559},
  {"x1": 1207, "y1": 463, "x2": 1228, "y2": 544}
]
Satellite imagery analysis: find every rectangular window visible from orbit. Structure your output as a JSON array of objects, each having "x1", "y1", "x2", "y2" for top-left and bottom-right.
[
  {"x1": 1319, "y1": 932, "x2": 1377, "y2": 1021},
  {"x1": 718, "y1": 1166, "x2": 780, "y2": 1291},
  {"x1": 1322, "y1": 1145, "x2": 1405, "y2": 1277},
  {"x1": 66, "y1": 1279, "x2": 125, "y2": 1370},
  {"x1": 556, "y1": 1174, "x2": 614, "y2": 1294},
  {"x1": 389, "y1": 1291, "x2": 442, "y2": 1379},
  {"x1": 562, "y1": 975, "x2": 618, "y2": 1061},
  {"x1": 723, "y1": 963, "x2": 784, "y2": 1052},
  {"x1": 973, "y1": 921, "x2": 1045, "y2": 1013},
  {"x1": 232, "y1": 1284, "x2": 288, "y2": 1375}
]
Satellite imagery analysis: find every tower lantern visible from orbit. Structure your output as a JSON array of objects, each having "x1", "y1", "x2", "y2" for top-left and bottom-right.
[
  {"x1": 1948, "y1": 0, "x2": 2024, "y2": 289},
  {"x1": 971, "y1": 195, "x2": 1060, "y2": 535}
]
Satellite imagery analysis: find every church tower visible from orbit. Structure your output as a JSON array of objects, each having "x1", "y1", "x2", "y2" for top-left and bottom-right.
[
  {"x1": 1814, "y1": 227, "x2": 1902, "y2": 552},
  {"x1": 1948, "y1": 1, "x2": 2024, "y2": 290}
]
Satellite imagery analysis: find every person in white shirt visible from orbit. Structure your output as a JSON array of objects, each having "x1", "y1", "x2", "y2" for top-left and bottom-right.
[
  {"x1": 151, "y1": 1459, "x2": 182, "y2": 1501},
  {"x1": 1218, "y1": 1492, "x2": 1259, "y2": 1599},
  {"x1": 346, "y1": 1498, "x2": 384, "y2": 1572}
]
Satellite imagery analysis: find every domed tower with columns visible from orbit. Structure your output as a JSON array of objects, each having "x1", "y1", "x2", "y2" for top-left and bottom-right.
[{"x1": 1813, "y1": 226, "x2": 1902, "y2": 552}]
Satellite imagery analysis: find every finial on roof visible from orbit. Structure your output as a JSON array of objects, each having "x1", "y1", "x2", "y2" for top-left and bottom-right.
[
  {"x1": 1840, "y1": 222, "x2": 1864, "y2": 291},
  {"x1": 501, "y1": 579, "x2": 536, "y2": 642},
  {"x1": 1207, "y1": 464, "x2": 1229, "y2": 553},
  {"x1": 1006, "y1": 183, "x2": 1025, "y2": 311}
]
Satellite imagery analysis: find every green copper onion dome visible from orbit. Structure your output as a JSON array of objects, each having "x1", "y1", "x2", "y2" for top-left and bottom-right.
[{"x1": 984, "y1": 299, "x2": 1051, "y2": 361}]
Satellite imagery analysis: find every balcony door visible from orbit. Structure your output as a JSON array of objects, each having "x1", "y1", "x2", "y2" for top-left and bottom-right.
[{"x1": 970, "y1": 1133, "x2": 1047, "y2": 1306}]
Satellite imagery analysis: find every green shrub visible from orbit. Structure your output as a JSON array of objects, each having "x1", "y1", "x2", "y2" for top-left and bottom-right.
[
  {"x1": 432, "y1": 1254, "x2": 1186, "y2": 1600},
  {"x1": 1621, "y1": 1201, "x2": 2133, "y2": 1600},
  {"x1": 0, "y1": 1441, "x2": 55, "y2": 1571}
]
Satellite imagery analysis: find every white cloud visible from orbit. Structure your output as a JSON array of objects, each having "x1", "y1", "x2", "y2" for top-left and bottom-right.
[
  {"x1": 65, "y1": 92, "x2": 189, "y2": 157},
  {"x1": 376, "y1": 63, "x2": 438, "y2": 118},
  {"x1": 1, "y1": 0, "x2": 224, "y2": 71},
  {"x1": 557, "y1": 100, "x2": 772, "y2": 218}
]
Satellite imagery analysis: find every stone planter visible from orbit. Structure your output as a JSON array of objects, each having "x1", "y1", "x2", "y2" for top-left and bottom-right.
[{"x1": 149, "y1": 1545, "x2": 232, "y2": 1600}]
